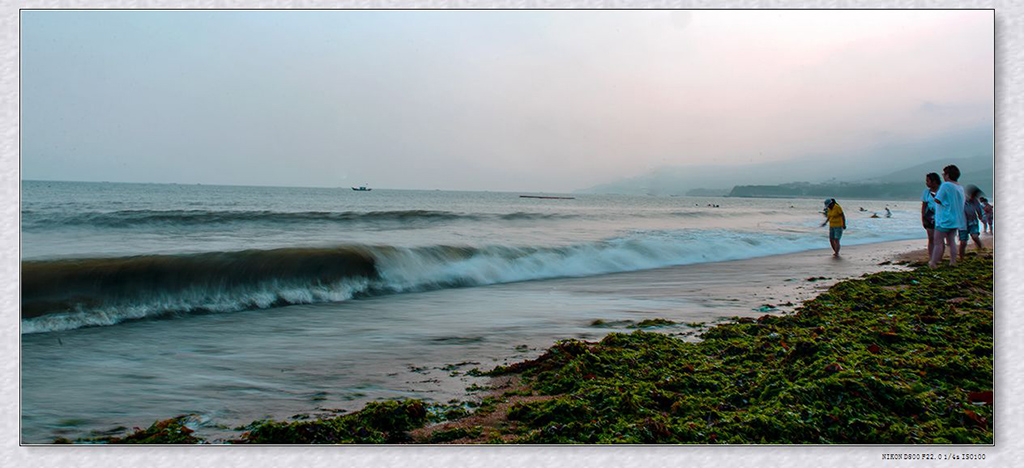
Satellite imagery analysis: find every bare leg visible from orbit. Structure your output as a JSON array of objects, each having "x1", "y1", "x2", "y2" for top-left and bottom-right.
[
  {"x1": 959, "y1": 236, "x2": 967, "y2": 260},
  {"x1": 929, "y1": 230, "x2": 944, "y2": 267},
  {"x1": 947, "y1": 231, "x2": 958, "y2": 266},
  {"x1": 926, "y1": 228, "x2": 935, "y2": 259},
  {"x1": 972, "y1": 233, "x2": 983, "y2": 251},
  {"x1": 930, "y1": 229, "x2": 957, "y2": 267}
]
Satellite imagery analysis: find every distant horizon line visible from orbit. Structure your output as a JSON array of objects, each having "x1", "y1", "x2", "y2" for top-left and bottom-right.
[{"x1": 20, "y1": 178, "x2": 585, "y2": 195}]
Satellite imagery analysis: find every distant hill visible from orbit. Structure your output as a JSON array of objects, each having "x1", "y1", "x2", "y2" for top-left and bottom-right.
[
  {"x1": 729, "y1": 154, "x2": 993, "y2": 200},
  {"x1": 685, "y1": 188, "x2": 731, "y2": 197},
  {"x1": 865, "y1": 154, "x2": 992, "y2": 184},
  {"x1": 579, "y1": 125, "x2": 993, "y2": 197},
  {"x1": 729, "y1": 181, "x2": 926, "y2": 200}
]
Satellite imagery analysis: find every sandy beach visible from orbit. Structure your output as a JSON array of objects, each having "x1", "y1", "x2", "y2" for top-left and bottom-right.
[{"x1": 897, "y1": 233, "x2": 993, "y2": 263}]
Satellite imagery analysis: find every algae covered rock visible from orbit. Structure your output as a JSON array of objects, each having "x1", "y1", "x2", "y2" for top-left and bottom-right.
[{"x1": 239, "y1": 400, "x2": 428, "y2": 444}]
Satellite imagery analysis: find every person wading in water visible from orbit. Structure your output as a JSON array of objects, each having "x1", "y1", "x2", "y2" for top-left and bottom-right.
[{"x1": 821, "y1": 198, "x2": 846, "y2": 257}]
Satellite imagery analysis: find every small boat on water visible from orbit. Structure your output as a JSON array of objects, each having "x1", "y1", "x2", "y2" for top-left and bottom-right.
[
  {"x1": 352, "y1": 185, "x2": 372, "y2": 191},
  {"x1": 520, "y1": 195, "x2": 574, "y2": 200}
]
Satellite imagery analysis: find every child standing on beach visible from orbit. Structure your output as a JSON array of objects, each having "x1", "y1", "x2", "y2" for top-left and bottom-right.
[
  {"x1": 921, "y1": 173, "x2": 941, "y2": 259},
  {"x1": 820, "y1": 198, "x2": 846, "y2": 257},
  {"x1": 959, "y1": 188, "x2": 985, "y2": 259},
  {"x1": 929, "y1": 165, "x2": 966, "y2": 268},
  {"x1": 981, "y1": 197, "x2": 993, "y2": 234}
]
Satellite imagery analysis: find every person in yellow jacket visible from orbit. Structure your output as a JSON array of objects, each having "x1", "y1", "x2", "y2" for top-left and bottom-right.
[{"x1": 820, "y1": 198, "x2": 846, "y2": 257}]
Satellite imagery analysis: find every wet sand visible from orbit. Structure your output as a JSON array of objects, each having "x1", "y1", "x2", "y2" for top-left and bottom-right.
[
  {"x1": 897, "y1": 232, "x2": 993, "y2": 263},
  {"x1": 573, "y1": 237, "x2": 935, "y2": 326}
]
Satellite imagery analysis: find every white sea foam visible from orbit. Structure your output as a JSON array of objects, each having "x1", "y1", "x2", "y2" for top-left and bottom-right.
[{"x1": 22, "y1": 226, "x2": 922, "y2": 334}]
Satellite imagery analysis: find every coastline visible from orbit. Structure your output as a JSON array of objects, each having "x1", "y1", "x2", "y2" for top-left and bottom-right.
[
  {"x1": 897, "y1": 235, "x2": 993, "y2": 264},
  {"x1": 408, "y1": 242, "x2": 994, "y2": 444},
  {"x1": 48, "y1": 236, "x2": 994, "y2": 444}
]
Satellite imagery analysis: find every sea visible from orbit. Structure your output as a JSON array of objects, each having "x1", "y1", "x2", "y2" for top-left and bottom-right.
[{"x1": 20, "y1": 180, "x2": 926, "y2": 443}]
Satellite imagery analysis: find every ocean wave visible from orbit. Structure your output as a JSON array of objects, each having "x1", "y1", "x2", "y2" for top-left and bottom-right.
[
  {"x1": 20, "y1": 209, "x2": 578, "y2": 229},
  {"x1": 21, "y1": 229, "x2": 915, "y2": 334}
]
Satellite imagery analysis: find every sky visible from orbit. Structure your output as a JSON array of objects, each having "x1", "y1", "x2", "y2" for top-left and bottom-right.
[{"x1": 20, "y1": 9, "x2": 994, "y2": 192}]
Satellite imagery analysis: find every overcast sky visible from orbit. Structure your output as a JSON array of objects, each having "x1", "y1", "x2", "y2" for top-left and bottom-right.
[{"x1": 21, "y1": 9, "x2": 993, "y2": 192}]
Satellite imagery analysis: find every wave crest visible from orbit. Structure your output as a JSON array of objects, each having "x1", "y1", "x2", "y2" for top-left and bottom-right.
[{"x1": 21, "y1": 228, "x2": 910, "y2": 333}]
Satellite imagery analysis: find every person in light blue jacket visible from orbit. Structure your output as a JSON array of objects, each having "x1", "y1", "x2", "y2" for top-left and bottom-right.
[
  {"x1": 921, "y1": 172, "x2": 941, "y2": 259},
  {"x1": 929, "y1": 165, "x2": 966, "y2": 268}
]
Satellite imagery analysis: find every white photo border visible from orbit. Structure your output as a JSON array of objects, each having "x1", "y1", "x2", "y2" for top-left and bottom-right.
[{"x1": 2, "y1": 2, "x2": 1018, "y2": 467}]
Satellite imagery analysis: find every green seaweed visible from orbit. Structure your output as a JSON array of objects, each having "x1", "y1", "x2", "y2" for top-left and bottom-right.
[
  {"x1": 59, "y1": 256, "x2": 992, "y2": 444},
  {"x1": 71, "y1": 416, "x2": 203, "y2": 444},
  {"x1": 492, "y1": 256, "x2": 993, "y2": 444},
  {"x1": 237, "y1": 400, "x2": 428, "y2": 444},
  {"x1": 426, "y1": 401, "x2": 473, "y2": 423},
  {"x1": 629, "y1": 318, "x2": 678, "y2": 329}
]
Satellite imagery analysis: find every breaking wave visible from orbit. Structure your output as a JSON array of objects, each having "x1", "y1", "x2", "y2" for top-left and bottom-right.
[{"x1": 21, "y1": 228, "x2": 909, "y2": 334}]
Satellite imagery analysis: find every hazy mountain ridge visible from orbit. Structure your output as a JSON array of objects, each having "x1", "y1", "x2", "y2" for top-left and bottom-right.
[
  {"x1": 861, "y1": 154, "x2": 993, "y2": 184},
  {"x1": 728, "y1": 154, "x2": 993, "y2": 200},
  {"x1": 578, "y1": 126, "x2": 993, "y2": 198}
]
